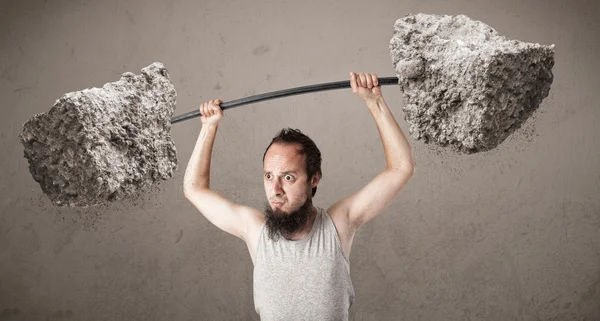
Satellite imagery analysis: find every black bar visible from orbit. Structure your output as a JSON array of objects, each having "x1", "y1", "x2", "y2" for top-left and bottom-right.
[{"x1": 170, "y1": 77, "x2": 399, "y2": 124}]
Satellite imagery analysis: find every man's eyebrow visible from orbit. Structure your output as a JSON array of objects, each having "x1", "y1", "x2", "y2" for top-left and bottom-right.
[{"x1": 263, "y1": 170, "x2": 298, "y2": 174}]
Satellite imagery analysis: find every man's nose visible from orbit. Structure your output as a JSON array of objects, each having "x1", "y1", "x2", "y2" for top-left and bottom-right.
[{"x1": 272, "y1": 179, "x2": 284, "y2": 196}]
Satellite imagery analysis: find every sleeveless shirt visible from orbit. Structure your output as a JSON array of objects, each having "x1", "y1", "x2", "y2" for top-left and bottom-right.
[{"x1": 253, "y1": 206, "x2": 355, "y2": 320}]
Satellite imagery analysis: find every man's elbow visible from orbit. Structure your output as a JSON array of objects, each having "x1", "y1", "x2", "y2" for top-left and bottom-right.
[
  {"x1": 183, "y1": 186, "x2": 194, "y2": 199},
  {"x1": 183, "y1": 177, "x2": 210, "y2": 197},
  {"x1": 404, "y1": 163, "x2": 415, "y2": 177},
  {"x1": 388, "y1": 162, "x2": 415, "y2": 177},
  {"x1": 183, "y1": 181, "x2": 193, "y2": 197},
  {"x1": 183, "y1": 184, "x2": 208, "y2": 199}
]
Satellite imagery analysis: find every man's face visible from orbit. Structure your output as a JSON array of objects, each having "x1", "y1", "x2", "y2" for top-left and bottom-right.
[{"x1": 263, "y1": 143, "x2": 319, "y2": 240}]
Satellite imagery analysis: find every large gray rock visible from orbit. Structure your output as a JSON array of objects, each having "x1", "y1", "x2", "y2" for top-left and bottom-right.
[
  {"x1": 389, "y1": 13, "x2": 555, "y2": 153},
  {"x1": 19, "y1": 62, "x2": 178, "y2": 207}
]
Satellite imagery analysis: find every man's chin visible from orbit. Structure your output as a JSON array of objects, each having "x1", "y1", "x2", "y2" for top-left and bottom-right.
[{"x1": 269, "y1": 207, "x2": 289, "y2": 216}]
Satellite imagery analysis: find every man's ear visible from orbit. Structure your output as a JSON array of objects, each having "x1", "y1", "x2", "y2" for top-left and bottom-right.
[{"x1": 310, "y1": 172, "x2": 321, "y2": 188}]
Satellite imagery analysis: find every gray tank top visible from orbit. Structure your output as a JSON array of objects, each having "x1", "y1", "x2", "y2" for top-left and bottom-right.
[{"x1": 253, "y1": 206, "x2": 355, "y2": 320}]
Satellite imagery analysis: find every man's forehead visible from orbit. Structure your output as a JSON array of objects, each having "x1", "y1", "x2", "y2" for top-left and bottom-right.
[
  {"x1": 263, "y1": 144, "x2": 306, "y2": 172},
  {"x1": 267, "y1": 142, "x2": 302, "y2": 154},
  {"x1": 265, "y1": 144, "x2": 303, "y2": 160},
  {"x1": 263, "y1": 157, "x2": 303, "y2": 172}
]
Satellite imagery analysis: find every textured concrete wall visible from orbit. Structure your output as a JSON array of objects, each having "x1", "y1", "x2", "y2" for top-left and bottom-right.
[{"x1": 1, "y1": 0, "x2": 598, "y2": 320}]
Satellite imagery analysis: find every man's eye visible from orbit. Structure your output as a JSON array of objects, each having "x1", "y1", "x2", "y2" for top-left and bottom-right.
[
  {"x1": 265, "y1": 174, "x2": 271, "y2": 179},
  {"x1": 285, "y1": 175, "x2": 293, "y2": 181}
]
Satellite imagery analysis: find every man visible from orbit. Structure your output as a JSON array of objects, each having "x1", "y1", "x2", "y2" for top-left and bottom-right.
[{"x1": 183, "y1": 72, "x2": 415, "y2": 320}]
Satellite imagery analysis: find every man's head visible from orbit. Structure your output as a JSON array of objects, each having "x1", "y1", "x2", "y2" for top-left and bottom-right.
[{"x1": 262, "y1": 128, "x2": 322, "y2": 241}]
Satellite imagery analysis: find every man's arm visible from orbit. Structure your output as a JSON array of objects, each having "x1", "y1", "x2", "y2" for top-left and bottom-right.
[
  {"x1": 329, "y1": 72, "x2": 415, "y2": 230},
  {"x1": 183, "y1": 99, "x2": 260, "y2": 241}
]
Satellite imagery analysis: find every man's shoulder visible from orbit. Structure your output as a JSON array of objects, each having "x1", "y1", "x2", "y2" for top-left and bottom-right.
[
  {"x1": 324, "y1": 203, "x2": 355, "y2": 231},
  {"x1": 325, "y1": 202, "x2": 349, "y2": 221},
  {"x1": 242, "y1": 207, "x2": 266, "y2": 265},
  {"x1": 323, "y1": 203, "x2": 357, "y2": 259},
  {"x1": 245, "y1": 207, "x2": 266, "y2": 229}
]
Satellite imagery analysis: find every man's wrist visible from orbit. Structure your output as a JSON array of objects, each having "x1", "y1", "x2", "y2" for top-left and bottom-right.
[
  {"x1": 202, "y1": 123, "x2": 219, "y2": 130},
  {"x1": 366, "y1": 95, "x2": 386, "y2": 110}
]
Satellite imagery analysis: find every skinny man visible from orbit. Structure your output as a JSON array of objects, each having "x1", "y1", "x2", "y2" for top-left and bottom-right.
[{"x1": 183, "y1": 72, "x2": 415, "y2": 320}]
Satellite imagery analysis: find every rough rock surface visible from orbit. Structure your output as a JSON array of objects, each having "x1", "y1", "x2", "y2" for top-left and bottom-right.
[
  {"x1": 389, "y1": 13, "x2": 555, "y2": 153},
  {"x1": 19, "y1": 62, "x2": 178, "y2": 207}
]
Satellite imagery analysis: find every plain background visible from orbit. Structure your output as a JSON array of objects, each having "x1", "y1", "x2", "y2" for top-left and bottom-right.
[{"x1": 1, "y1": 0, "x2": 599, "y2": 320}]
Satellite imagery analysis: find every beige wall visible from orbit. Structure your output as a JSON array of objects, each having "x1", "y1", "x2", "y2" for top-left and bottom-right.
[{"x1": 1, "y1": 0, "x2": 599, "y2": 320}]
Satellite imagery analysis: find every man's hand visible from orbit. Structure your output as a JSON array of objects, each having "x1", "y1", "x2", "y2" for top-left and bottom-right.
[
  {"x1": 349, "y1": 72, "x2": 383, "y2": 105},
  {"x1": 199, "y1": 99, "x2": 223, "y2": 125}
]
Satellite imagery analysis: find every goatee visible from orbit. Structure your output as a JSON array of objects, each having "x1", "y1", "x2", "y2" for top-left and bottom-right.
[{"x1": 264, "y1": 199, "x2": 312, "y2": 242}]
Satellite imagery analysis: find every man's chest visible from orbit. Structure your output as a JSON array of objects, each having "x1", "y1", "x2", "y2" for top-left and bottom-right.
[{"x1": 245, "y1": 208, "x2": 356, "y2": 265}]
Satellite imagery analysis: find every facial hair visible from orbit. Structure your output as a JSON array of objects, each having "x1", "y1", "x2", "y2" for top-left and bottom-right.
[{"x1": 264, "y1": 198, "x2": 312, "y2": 242}]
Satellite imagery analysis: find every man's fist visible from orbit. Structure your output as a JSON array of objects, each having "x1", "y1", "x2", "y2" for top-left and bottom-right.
[
  {"x1": 199, "y1": 99, "x2": 223, "y2": 125},
  {"x1": 350, "y1": 72, "x2": 383, "y2": 104}
]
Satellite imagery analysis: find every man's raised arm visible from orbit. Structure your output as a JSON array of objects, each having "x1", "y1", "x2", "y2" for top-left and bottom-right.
[
  {"x1": 183, "y1": 99, "x2": 257, "y2": 241},
  {"x1": 329, "y1": 72, "x2": 415, "y2": 229}
]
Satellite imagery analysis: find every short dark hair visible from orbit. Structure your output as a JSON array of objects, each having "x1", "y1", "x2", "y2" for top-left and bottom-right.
[{"x1": 263, "y1": 128, "x2": 322, "y2": 197}]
